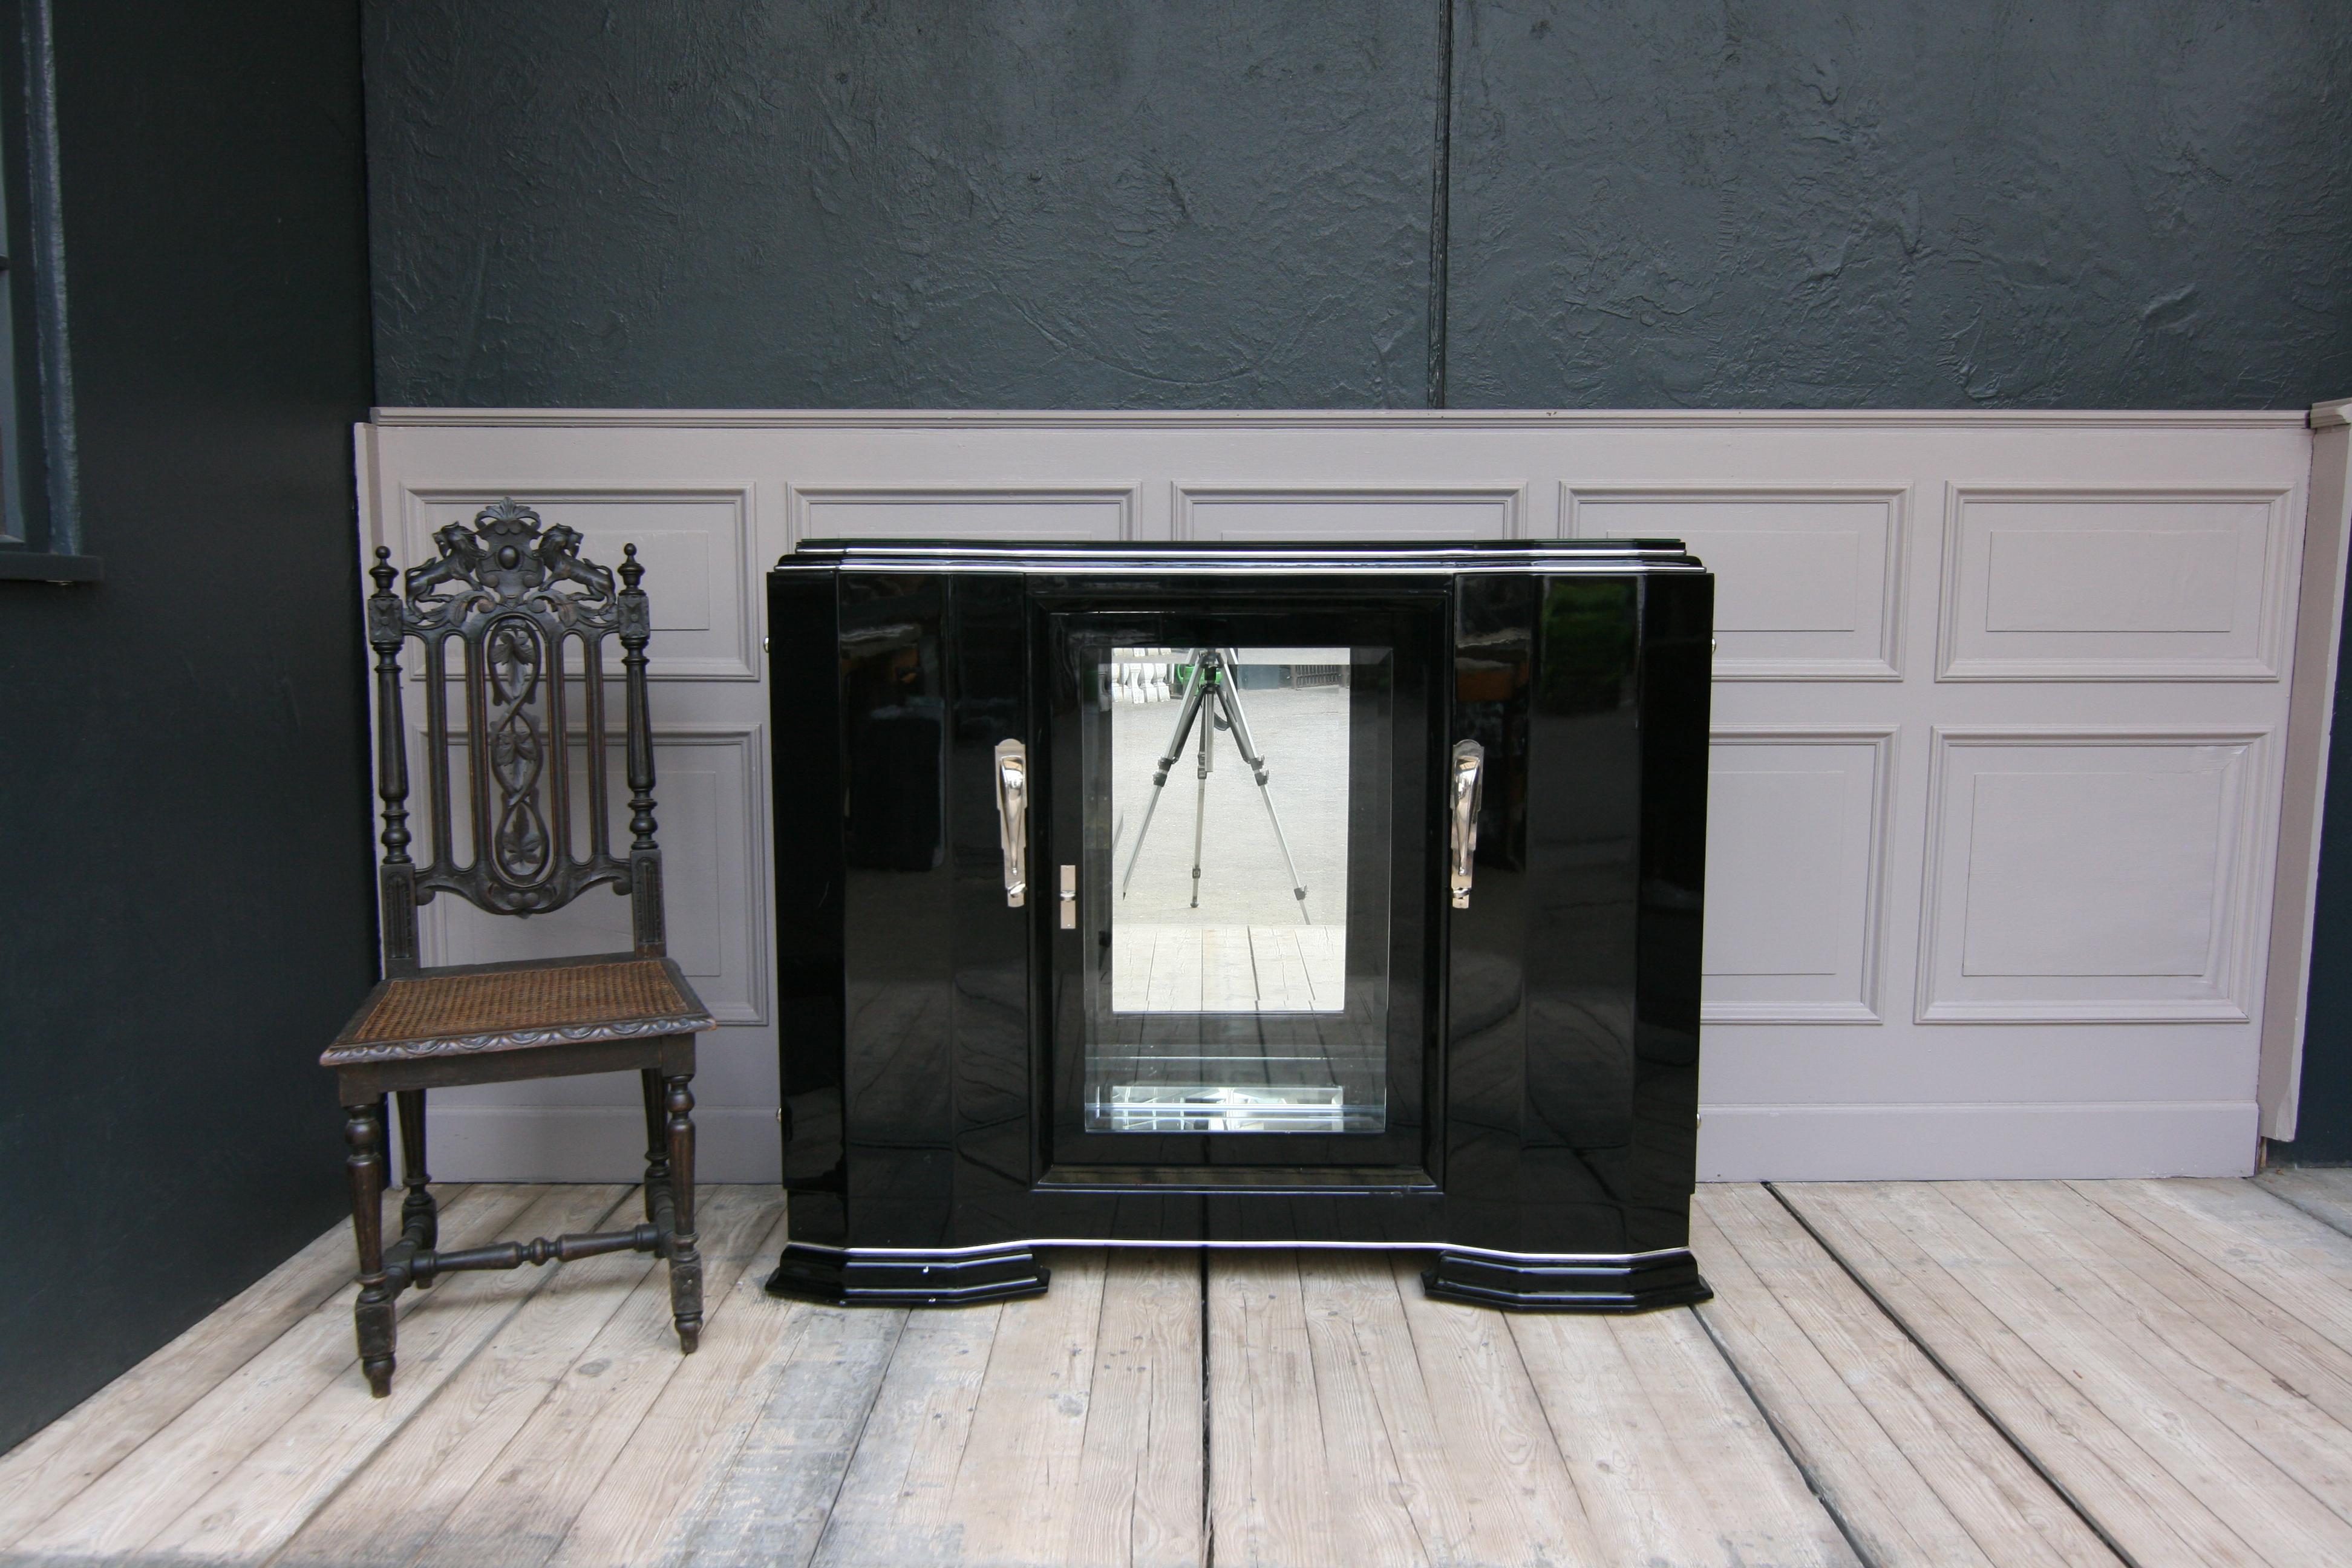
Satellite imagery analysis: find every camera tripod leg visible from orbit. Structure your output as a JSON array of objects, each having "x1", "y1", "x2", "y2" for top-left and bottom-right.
[
  {"x1": 1210, "y1": 675, "x2": 1312, "y2": 924},
  {"x1": 1188, "y1": 707, "x2": 1213, "y2": 909},
  {"x1": 1120, "y1": 659, "x2": 1211, "y2": 898}
]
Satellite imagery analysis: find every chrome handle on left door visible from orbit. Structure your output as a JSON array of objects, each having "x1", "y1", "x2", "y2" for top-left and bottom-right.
[
  {"x1": 1449, "y1": 739, "x2": 1486, "y2": 909},
  {"x1": 993, "y1": 739, "x2": 1027, "y2": 907}
]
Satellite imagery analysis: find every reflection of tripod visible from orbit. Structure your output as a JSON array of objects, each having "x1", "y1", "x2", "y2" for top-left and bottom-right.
[{"x1": 1120, "y1": 648, "x2": 1311, "y2": 922}]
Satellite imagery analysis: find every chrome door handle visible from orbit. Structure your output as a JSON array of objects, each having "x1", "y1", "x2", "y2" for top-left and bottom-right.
[
  {"x1": 1449, "y1": 739, "x2": 1485, "y2": 909},
  {"x1": 993, "y1": 739, "x2": 1027, "y2": 906}
]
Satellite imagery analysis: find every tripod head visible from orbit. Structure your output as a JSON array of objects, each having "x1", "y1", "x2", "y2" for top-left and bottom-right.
[
  {"x1": 1119, "y1": 645, "x2": 1310, "y2": 919},
  {"x1": 1181, "y1": 648, "x2": 1236, "y2": 730}
]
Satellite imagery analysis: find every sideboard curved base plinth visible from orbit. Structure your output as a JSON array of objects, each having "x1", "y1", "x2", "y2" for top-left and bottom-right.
[
  {"x1": 764, "y1": 1244, "x2": 1052, "y2": 1308},
  {"x1": 1421, "y1": 1248, "x2": 1712, "y2": 1313}
]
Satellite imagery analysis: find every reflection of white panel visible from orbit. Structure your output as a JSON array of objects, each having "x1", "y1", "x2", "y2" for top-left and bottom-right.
[
  {"x1": 1940, "y1": 489, "x2": 2290, "y2": 679},
  {"x1": 1984, "y1": 530, "x2": 2238, "y2": 632},
  {"x1": 1175, "y1": 486, "x2": 1521, "y2": 540},
  {"x1": 1962, "y1": 771, "x2": 2221, "y2": 978},
  {"x1": 401, "y1": 489, "x2": 757, "y2": 681},
  {"x1": 1566, "y1": 488, "x2": 1904, "y2": 679},
  {"x1": 1704, "y1": 727, "x2": 1893, "y2": 1023},
  {"x1": 1919, "y1": 729, "x2": 2265, "y2": 1022},
  {"x1": 417, "y1": 725, "x2": 769, "y2": 1024},
  {"x1": 788, "y1": 486, "x2": 1134, "y2": 540}
]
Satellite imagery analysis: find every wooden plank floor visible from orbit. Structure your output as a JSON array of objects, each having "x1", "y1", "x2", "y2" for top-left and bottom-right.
[{"x1": 7, "y1": 1171, "x2": 2352, "y2": 1567}]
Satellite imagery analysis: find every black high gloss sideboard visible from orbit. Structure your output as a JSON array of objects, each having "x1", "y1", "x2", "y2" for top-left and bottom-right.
[{"x1": 765, "y1": 538, "x2": 1713, "y2": 1312}]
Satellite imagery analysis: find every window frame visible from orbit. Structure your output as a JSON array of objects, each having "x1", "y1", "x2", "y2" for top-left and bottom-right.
[{"x1": 0, "y1": 0, "x2": 89, "y2": 583}]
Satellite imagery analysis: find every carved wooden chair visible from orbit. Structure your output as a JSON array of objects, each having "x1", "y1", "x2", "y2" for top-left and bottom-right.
[{"x1": 322, "y1": 501, "x2": 716, "y2": 1397}]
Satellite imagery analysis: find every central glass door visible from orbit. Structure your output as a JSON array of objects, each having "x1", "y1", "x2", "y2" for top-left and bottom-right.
[
  {"x1": 1091, "y1": 642, "x2": 1389, "y2": 1133},
  {"x1": 1040, "y1": 590, "x2": 1444, "y2": 1177}
]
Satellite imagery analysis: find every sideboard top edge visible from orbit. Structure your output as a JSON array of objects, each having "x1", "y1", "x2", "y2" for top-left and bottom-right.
[
  {"x1": 368, "y1": 406, "x2": 2314, "y2": 433},
  {"x1": 776, "y1": 538, "x2": 1708, "y2": 574}
]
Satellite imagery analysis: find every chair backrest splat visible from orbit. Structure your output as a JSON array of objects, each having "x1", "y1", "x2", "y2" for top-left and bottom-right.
[{"x1": 367, "y1": 500, "x2": 667, "y2": 975}]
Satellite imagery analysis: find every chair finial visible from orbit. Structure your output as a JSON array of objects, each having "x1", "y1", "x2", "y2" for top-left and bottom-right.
[
  {"x1": 369, "y1": 545, "x2": 397, "y2": 595},
  {"x1": 619, "y1": 542, "x2": 643, "y2": 592}
]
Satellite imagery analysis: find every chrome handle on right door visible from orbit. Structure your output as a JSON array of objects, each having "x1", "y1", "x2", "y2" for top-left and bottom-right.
[
  {"x1": 1449, "y1": 739, "x2": 1486, "y2": 909},
  {"x1": 993, "y1": 739, "x2": 1027, "y2": 907}
]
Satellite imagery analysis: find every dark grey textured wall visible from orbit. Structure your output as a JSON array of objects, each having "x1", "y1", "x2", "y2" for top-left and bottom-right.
[
  {"x1": 365, "y1": 0, "x2": 2352, "y2": 410},
  {"x1": 2290, "y1": 636, "x2": 2352, "y2": 1165},
  {"x1": 0, "y1": 1, "x2": 375, "y2": 1449},
  {"x1": 367, "y1": 0, "x2": 1440, "y2": 408},
  {"x1": 1449, "y1": 0, "x2": 2352, "y2": 407}
]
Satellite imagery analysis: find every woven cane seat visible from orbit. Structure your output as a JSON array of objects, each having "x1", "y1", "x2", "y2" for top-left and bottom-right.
[{"x1": 322, "y1": 955, "x2": 712, "y2": 1067}]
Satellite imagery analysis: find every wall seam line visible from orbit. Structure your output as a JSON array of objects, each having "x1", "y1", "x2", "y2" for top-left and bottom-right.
[{"x1": 1425, "y1": 0, "x2": 1453, "y2": 411}]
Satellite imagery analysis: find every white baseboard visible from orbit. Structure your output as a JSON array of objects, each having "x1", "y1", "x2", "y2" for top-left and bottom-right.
[
  {"x1": 411, "y1": 1105, "x2": 782, "y2": 1184},
  {"x1": 1697, "y1": 1100, "x2": 2261, "y2": 1180},
  {"x1": 417, "y1": 1099, "x2": 2258, "y2": 1185}
]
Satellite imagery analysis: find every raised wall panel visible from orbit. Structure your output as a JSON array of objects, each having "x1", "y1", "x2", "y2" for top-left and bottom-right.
[
  {"x1": 402, "y1": 488, "x2": 759, "y2": 681},
  {"x1": 787, "y1": 485, "x2": 1135, "y2": 542},
  {"x1": 416, "y1": 724, "x2": 770, "y2": 1025},
  {"x1": 1564, "y1": 487, "x2": 1904, "y2": 679},
  {"x1": 1702, "y1": 727, "x2": 1894, "y2": 1022},
  {"x1": 1174, "y1": 485, "x2": 1522, "y2": 540},
  {"x1": 1938, "y1": 488, "x2": 2293, "y2": 680},
  {"x1": 1917, "y1": 728, "x2": 2269, "y2": 1023},
  {"x1": 367, "y1": 411, "x2": 2322, "y2": 1181}
]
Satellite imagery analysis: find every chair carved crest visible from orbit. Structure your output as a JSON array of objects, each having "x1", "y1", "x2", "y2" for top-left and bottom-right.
[{"x1": 368, "y1": 501, "x2": 665, "y2": 973}]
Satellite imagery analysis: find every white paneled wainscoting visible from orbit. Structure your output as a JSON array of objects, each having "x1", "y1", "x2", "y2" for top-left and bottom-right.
[{"x1": 355, "y1": 403, "x2": 2352, "y2": 1181}]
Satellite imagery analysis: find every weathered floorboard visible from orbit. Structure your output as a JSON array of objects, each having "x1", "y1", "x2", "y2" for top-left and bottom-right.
[
  {"x1": 808, "y1": 1295, "x2": 1005, "y2": 1566},
  {"x1": 1060, "y1": 1250, "x2": 1204, "y2": 1568},
  {"x1": 812, "y1": 1247, "x2": 1204, "y2": 1568},
  {"x1": 2079, "y1": 1176, "x2": 2352, "y2": 1359},
  {"x1": 3, "y1": 1183, "x2": 562, "y2": 1563},
  {"x1": 670, "y1": 1299, "x2": 907, "y2": 1567},
  {"x1": 274, "y1": 1184, "x2": 777, "y2": 1568},
  {"x1": 1953, "y1": 1181, "x2": 2352, "y2": 1525},
  {"x1": 1376, "y1": 1253, "x2": 1604, "y2": 1567},
  {"x1": 0, "y1": 1183, "x2": 471, "y2": 1544},
  {"x1": 400, "y1": 1186, "x2": 782, "y2": 1568},
  {"x1": 14, "y1": 1179, "x2": 2351, "y2": 1568},
  {"x1": 1511, "y1": 1273, "x2": 1860, "y2": 1567},
  {"x1": 1692, "y1": 1184, "x2": 2122, "y2": 1568},
  {"x1": 2255, "y1": 1166, "x2": 2352, "y2": 1240},
  {"x1": 540, "y1": 1199, "x2": 799, "y2": 1568},
  {"x1": 1207, "y1": 1251, "x2": 1347, "y2": 1568},
  {"x1": 1782, "y1": 1180, "x2": 2299, "y2": 1567},
  {"x1": 1211, "y1": 1246, "x2": 1846, "y2": 1568},
  {"x1": 128, "y1": 1186, "x2": 636, "y2": 1566}
]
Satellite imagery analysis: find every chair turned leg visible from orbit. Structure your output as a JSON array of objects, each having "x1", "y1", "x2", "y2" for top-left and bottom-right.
[
  {"x1": 344, "y1": 1102, "x2": 396, "y2": 1397},
  {"x1": 639, "y1": 1067, "x2": 671, "y2": 1224},
  {"x1": 662, "y1": 1073, "x2": 702, "y2": 1353},
  {"x1": 394, "y1": 1090, "x2": 437, "y2": 1276}
]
